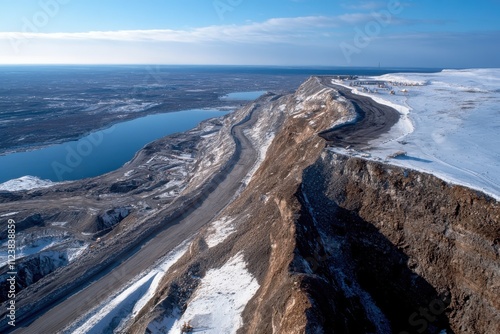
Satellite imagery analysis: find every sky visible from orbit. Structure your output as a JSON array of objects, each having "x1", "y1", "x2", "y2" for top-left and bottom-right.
[{"x1": 0, "y1": 0, "x2": 499, "y2": 67}]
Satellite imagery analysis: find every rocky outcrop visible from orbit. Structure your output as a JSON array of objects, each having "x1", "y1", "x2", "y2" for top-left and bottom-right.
[
  {"x1": 96, "y1": 206, "x2": 131, "y2": 231},
  {"x1": 294, "y1": 151, "x2": 499, "y2": 333},
  {"x1": 182, "y1": 77, "x2": 500, "y2": 333},
  {"x1": 0, "y1": 191, "x2": 22, "y2": 203},
  {"x1": 232, "y1": 78, "x2": 499, "y2": 333},
  {"x1": 110, "y1": 179, "x2": 143, "y2": 193},
  {"x1": 0, "y1": 213, "x2": 44, "y2": 239},
  {"x1": 241, "y1": 78, "x2": 499, "y2": 333},
  {"x1": 0, "y1": 251, "x2": 69, "y2": 303},
  {"x1": 131, "y1": 77, "x2": 362, "y2": 333}
]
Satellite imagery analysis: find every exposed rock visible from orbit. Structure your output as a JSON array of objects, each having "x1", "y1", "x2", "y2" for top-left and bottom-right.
[
  {"x1": 0, "y1": 191, "x2": 22, "y2": 203},
  {"x1": 298, "y1": 152, "x2": 499, "y2": 333},
  {"x1": 0, "y1": 251, "x2": 69, "y2": 303},
  {"x1": 96, "y1": 207, "x2": 132, "y2": 231},
  {"x1": 0, "y1": 213, "x2": 44, "y2": 239},
  {"x1": 110, "y1": 179, "x2": 143, "y2": 193}
]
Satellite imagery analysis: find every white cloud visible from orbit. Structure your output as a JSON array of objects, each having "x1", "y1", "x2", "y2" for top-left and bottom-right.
[
  {"x1": 0, "y1": 15, "x2": 496, "y2": 67},
  {"x1": 0, "y1": 16, "x2": 338, "y2": 45},
  {"x1": 343, "y1": 1, "x2": 387, "y2": 11},
  {"x1": 0, "y1": 12, "x2": 442, "y2": 48},
  {"x1": 0, "y1": 16, "x2": 344, "y2": 64},
  {"x1": 338, "y1": 13, "x2": 377, "y2": 24},
  {"x1": 342, "y1": 0, "x2": 414, "y2": 11}
]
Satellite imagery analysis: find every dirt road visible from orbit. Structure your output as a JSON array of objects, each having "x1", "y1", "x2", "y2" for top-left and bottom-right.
[{"x1": 319, "y1": 77, "x2": 400, "y2": 149}]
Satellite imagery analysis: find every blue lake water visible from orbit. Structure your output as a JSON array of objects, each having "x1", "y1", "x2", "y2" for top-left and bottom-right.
[
  {"x1": 220, "y1": 91, "x2": 267, "y2": 101},
  {"x1": 0, "y1": 109, "x2": 228, "y2": 183}
]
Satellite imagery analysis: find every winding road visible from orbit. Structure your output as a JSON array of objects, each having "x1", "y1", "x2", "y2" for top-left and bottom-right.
[
  {"x1": 5, "y1": 103, "x2": 261, "y2": 334},
  {"x1": 319, "y1": 77, "x2": 400, "y2": 149},
  {"x1": 1, "y1": 78, "x2": 402, "y2": 333}
]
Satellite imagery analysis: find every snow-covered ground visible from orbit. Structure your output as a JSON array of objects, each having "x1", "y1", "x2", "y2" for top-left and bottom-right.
[
  {"x1": 0, "y1": 233, "x2": 87, "y2": 268},
  {"x1": 0, "y1": 237, "x2": 58, "y2": 267},
  {"x1": 242, "y1": 104, "x2": 278, "y2": 186},
  {"x1": 66, "y1": 241, "x2": 259, "y2": 334},
  {"x1": 0, "y1": 211, "x2": 18, "y2": 217},
  {"x1": 331, "y1": 69, "x2": 500, "y2": 200},
  {"x1": 0, "y1": 175, "x2": 56, "y2": 191},
  {"x1": 160, "y1": 252, "x2": 260, "y2": 334}
]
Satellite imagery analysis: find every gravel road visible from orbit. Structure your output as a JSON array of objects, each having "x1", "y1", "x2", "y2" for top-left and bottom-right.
[
  {"x1": 319, "y1": 77, "x2": 400, "y2": 149},
  {"x1": 5, "y1": 104, "x2": 261, "y2": 334}
]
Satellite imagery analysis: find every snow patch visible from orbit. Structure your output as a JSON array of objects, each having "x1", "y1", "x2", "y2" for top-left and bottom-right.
[
  {"x1": 67, "y1": 244, "x2": 89, "y2": 262},
  {"x1": 166, "y1": 252, "x2": 260, "y2": 334},
  {"x1": 375, "y1": 74, "x2": 428, "y2": 86},
  {"x1": 0, "y1": 176, "x2": 56, "y2": 191},
  {"x1": 0, "y1": 236, "x2": 88, "y2": 268},
  {"x1": 0, "y1": 238, "x2": 57, "y2": 267},
  {"x1": 123, "y1": 169, "x2": 135, "y2": 178},
  {"x1": 242, "y1": 131, "x2": 275, "y2": 186},
  {"x1": 205, "y1": 217, "x2": 236, "y2": 248},
  {"x1": 147, "y1": 308, "x2": 182, "y2": 334},
  {"x1": 50, "y1": 221, "x2": 68, "y2": 227},
  {"x1": 0, "y1": 212, "x2": 18, "y2": 217},
  {"x1": 240, "y1": 104, "x2": 279, "y2": 186}
]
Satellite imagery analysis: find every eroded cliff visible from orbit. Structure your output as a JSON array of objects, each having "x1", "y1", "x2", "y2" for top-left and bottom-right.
[
  {"x1": 133, "y1": 77, "x2": 499, "y2": 333},
  {"x1": 297, "y1": 152, "x2": 499, "y2": 333}
]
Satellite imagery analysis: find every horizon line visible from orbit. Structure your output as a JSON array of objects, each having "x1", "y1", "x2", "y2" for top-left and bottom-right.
[{"x1": 0, "y1": 63, "x2": 456, "y2": 70}]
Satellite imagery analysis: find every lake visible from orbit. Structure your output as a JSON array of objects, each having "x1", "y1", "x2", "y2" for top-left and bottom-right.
[
  {"x1": 220, "y1": 91, "x2": 267, "y2": 101},
  {"x1": 0, "y1": 109, "x2": 228, "y2": 183}
]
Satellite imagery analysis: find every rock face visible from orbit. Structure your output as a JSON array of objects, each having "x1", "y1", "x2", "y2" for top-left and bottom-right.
[
  {"x1": 110, "y1": 180, "x2": 142, "y2": 193},
  {"x1": 96, "y1": 206, "x2": 131, "y2": 231},
  {"x1": 0, "y1": 251, "x2": 69, "y2": 303},
  {"x1": 234, "y1": 79, "x2": 498, "y2": 334},
  {"x1": 298, "y1": 152, "x2": 500, "y2": 334},
  {"x1": 0, "y1": 213, "x2": 44, "y2": 239}
]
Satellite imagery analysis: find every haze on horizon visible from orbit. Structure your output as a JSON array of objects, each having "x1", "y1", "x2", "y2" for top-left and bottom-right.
[{"x1": 0, "y1": 0, "x2": 499, "y2": 68}]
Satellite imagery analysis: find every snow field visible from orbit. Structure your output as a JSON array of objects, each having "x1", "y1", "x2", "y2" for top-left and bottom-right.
[
  {"x1": 332, "y1": 69, "x2": 500, "y2": 200},
  {"x1": 0, "y1": 175, "x2": 56, "y2": 191}
]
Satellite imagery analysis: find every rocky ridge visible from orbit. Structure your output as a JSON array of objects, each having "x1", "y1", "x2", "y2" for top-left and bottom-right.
[
  {"x1": 129, "y1": 77, "x2": 499, "y2": 333},
  {"x1": 0, "y1": 76, "x2": 498, "y2": 333}
]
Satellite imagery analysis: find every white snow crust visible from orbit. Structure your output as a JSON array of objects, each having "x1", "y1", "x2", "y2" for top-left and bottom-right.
[
  {"x1": 204, "y1": 217, "x2": 236, "y2": 248},
  {"x1": 0, "y1": 176, "x2": 56, "y2": 191},
  {"x1": 332, "y1": 69, "x2": 500, "y2": 200},
  {"x1": 163, "y1": 252, "x2": 260, "y2": 334}
]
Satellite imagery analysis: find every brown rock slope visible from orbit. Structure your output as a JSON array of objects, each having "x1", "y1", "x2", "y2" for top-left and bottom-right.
[
  {"x1": 298, "y1": 152, "x2": 499, "y2": 334},
  {"x1": 132, "y1": 77, "x2": 499, "y2": 333}
]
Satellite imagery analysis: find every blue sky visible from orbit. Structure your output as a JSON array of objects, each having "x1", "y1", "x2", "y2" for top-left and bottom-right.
[{"x1": 0, "y1": 0, "x2": 499, "y2": 67}]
